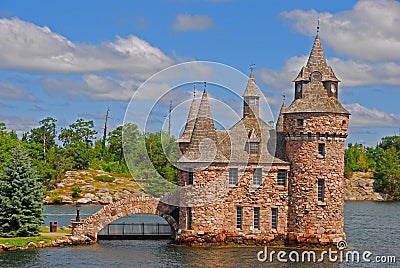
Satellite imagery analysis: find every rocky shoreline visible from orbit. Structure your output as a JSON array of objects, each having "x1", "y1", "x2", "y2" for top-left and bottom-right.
[
  {"x1": 43, "y1": 170, "x2": 144, "y2": 205},
  {"x1": 344, "y1": 172, "x2": 393, "y2": 201}
]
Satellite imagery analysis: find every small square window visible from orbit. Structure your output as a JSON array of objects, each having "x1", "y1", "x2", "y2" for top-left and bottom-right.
[
  {"x1": 247, "y1": 142, "x2": 259, "y2": 154},
  {"x1": 253, "y1": 168, "x2": 262, "y2": 186},
  {"x1": 277, "y1": 169, "x2": 287, "y2": 187},
  {"x1": 297, "y1": 119, "x2": 304, "y2": 127},
  {"x1": 318, "y1": 143, "x2": 325, "y2": 156},
  {"x1": 229, "y1": 168, "x2": 238, "y2": 185}
]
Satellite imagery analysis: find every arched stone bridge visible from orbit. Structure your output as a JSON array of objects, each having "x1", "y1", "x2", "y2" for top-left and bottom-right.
[{"x1": 72, "y1": 195, "x2": 178, "y2": 242}]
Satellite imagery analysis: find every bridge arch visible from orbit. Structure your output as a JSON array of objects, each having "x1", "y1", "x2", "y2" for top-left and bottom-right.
[{"x1": 72, "y1": 196, "x2": 178, "y2": 241}]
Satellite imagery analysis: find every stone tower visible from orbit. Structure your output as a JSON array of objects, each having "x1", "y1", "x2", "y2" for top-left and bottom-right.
[
  {"x1": 284, "y1": 35, "x2": 350, "y2": 246},
  {"x1": 243, "y1": 71, "x2": 260, "y2": 118}
]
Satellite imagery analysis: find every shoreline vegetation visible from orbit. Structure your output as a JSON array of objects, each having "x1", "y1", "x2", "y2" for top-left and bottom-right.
[{"x1": 0, "y1": 226, "x2": 77, "y2": 252}]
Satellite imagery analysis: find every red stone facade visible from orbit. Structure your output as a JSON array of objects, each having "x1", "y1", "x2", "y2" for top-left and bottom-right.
[{"x1": 175, "y1": 35, "x2": 349, "y2": 247}]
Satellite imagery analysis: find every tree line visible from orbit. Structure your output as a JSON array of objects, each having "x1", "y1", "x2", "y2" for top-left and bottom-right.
[
  {"x1": 345, "y1": 136, "x2": 400, "y2": 198},
  {"x1": 0, "y1": 117, "x2": 178, "y2": 193}
]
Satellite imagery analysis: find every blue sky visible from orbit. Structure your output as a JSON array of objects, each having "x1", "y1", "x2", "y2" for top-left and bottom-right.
[{"x1": 0, "y1": 0, "x2": 399, "y2": 146}]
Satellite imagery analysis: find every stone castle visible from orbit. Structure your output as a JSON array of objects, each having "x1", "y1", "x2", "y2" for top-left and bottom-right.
[{"x1": 174, "y1": 34, "x2": 350, "y2": 247}]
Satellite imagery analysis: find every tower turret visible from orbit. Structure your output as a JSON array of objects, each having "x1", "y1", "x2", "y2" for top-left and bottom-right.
[
  {"x1": 284, "y1": 35, "x2": 350, "y2": 247},
  {"x1": 243, "y1": 70, "x2": 260, "y2": 118}
]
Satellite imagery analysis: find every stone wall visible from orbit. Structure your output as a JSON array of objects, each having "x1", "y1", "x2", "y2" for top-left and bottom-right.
[
  {"x1": 175, "y1": 163, "x2": 291, "y2": 246},
  {"x1": 72, "y1": 196, "x2": 178, "y2": 241},
  {"x1": 284, "y1": 113, "x2": 348, "y2": 247}
]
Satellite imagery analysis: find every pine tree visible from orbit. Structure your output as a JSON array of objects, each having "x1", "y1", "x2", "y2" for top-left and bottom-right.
[{"x1": 0, "y1": 145, "x2": 44, "y2": 237}]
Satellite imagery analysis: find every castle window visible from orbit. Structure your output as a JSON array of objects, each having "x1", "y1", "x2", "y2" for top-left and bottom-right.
[
  {"x1": 271, "y1": 208, "x2": 278, "y2": 229},
  {"x1": 318, "y1": 179, "x2": 325, "y2": 202},
  {"x1": 277, "y1": 169, "x2": 287, "y2": 187},
  {"x1": 229, "y1": 168, "x2": 238, "y2": 186},
  {"x1": 318, "y1": 143, "x2": 325, "y2": 156},
  {"x1": 297, "y1": 119, "x2": 304, "y2": 127},
  {"x1": 187, "y1": 170, "x2": 193, "y2": 185},
  {"x1": 187, "y1": 207, "x2": 192, "y2": 230},
  {"x1": 254, "y1": 207, "x2": 260, "y2": 229},
  {"x1": 252, "y1": 168, "x2": 262, "y2": 186},
  {"x1": 248, "y1": 142, "x2": 259, "y2": 154},
  {"x1": 236, "y1": 206, "x2": 243, "y2": 229}
]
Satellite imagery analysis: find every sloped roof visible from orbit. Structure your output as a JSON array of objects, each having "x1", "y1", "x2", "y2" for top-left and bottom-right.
[
  {"x1": 243, "y1": 72, "x2": 260, "y2": 97},
  {"x1": 177, "y1": 97, "x2": 198, "y2": 142},
  {"x1": 286, "y1": 35, "x2": 349, "y2": 115}
]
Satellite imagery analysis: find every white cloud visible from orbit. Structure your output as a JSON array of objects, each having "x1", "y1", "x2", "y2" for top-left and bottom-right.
[
  {"x1": 344, "y1": 103, "x2": 400, "y2": 128},
  {"x1": 173, "y1": 14, "x2": 214, "y2": 32},
  {"x1": 281, "y1": 0, "x2": 400, "y2": 61},
  {"x1": 0, "y1": 115, "x2": 38, "y2": 136},
  {"x1": 0, "y1": 82, "x2": 36, "y2": 101},
  {"x1": 258, "y1": 55, "x2": 400, "y2": 92},
  {"x1": 41, "y1": 75, "x2": 136, "y2": 101},
  {"x1": 0, "y1": 18, "x2": 174, "y2": 78}
]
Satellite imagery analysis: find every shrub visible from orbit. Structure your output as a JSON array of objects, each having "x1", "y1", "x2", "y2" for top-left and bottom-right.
[
  {"x1": 52, "y1": 196, "x2": 63, "y2": 204},
  {"x1": 71, "y1": 187, "x2": 82, "y2": 198},
  {"x1": 95, "y1": 175, "x2": 115, "y2": 182}
]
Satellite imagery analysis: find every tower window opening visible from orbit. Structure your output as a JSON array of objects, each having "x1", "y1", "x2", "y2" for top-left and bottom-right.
[
  {"x1": 187, "y1": 207, "x2": 192, "y2": 230},
  {"x1": 318, "y1": 179, "x2": 325, "y2": 202},
  {"x1": 271, "y1": 208, "x2": 278, "y2": 229},
  {"x1": 236, "y1": 206, "x2": 243, "y2": 229},
  {"x1": 187, "y1": 171, "x2": 193, "y2": 185},
  {"x1": 254, "y1": 207, "x2": 260, "y2": 229},
  {"x1": 318, "y1": 143, "x2": 325, "y2": 156}
]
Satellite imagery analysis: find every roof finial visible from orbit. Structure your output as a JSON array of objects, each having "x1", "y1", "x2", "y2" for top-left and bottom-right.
[
  {"x1": 249, "y1": 63, "x2": 255, "y2": 74},
  {"x1": 283, "y1": 94, "x2": 286, "y2": 103},
  {"x1": 317, "y1": 13, "x2": 320, "y2": 36},
  {"x1": 203, "y1": 81, "x2": 207, "y2": 92},
  {"x1": 193, "y1": 82, "x2": 196, "y2": 98}
]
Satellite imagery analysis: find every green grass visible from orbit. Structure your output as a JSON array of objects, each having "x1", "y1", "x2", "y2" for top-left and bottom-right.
[
  {"x1": 39, "y1": 226, "x2": 71, "y2": 234},
  {"x1": 95, "y1": 175, "x2": 115, "y2": 182},
  {"x1": 0, "y1": 236, "x2": 61, "y2": 247}
]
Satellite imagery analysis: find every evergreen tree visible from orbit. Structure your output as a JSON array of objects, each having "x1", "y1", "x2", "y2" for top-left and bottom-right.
[{"x1": 0, "y1": 146, "x2": 44, "y2": 237}]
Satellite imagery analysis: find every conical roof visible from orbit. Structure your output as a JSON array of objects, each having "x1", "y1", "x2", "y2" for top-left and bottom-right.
[
  {"x1": 276, "y1": 102, "x2": 286, "y2": 132},
  {"x1": 286, "y1": 35, "x2": 349, "y2": 115},
  {"x1": 177, "y1": 97, "x2": 198, "y2": 142},
  {"x1": 306, "y1": 35, "x2": 328, "y2": 70},
  {"x1": 179, "y1": 90, "x2": 227, "y2": 163},
  {"x1": 243, "y1": 72, "x2": 260, "y2": 97}
]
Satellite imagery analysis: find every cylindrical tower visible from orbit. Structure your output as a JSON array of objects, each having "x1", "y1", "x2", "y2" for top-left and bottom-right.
[{"x1": 284, "y1": 35, "x2": 350, "y2": 246}]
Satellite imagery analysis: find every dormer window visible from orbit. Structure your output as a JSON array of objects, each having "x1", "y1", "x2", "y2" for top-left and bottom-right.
[
  {"x1": 295, "y1": 83, "x2": 302, "y2": 99},
  {"x1": 246, "y1": 142, "x2": 259, "y2": 155}
]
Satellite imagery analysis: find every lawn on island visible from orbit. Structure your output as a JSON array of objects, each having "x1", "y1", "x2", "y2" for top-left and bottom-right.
[{"x1": 0, "y1": 226, "x2": 71, "y2": 247}]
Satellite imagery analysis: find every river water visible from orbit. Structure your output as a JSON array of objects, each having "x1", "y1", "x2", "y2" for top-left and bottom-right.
[{"x1": 0, "y1": 201, "x2": 399, "y2": 267}]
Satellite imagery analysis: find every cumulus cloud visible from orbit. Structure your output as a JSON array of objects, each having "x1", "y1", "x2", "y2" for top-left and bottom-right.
[
  {"x1": 258, "y1": 55, "x2": 400, "y2": 92},
  {"x1": 0, "y1": 18, "x2": 174, "y2": 78},
  {"x1": 173, "y1": 14, "x2": 214, "y2": 32},
  {"x1": 281, "y1": 0, "x2": 400, "y2": 61},
  {"x1": 344, "y1": 103, "x2": 400, "y2": 128},
  {"x1": 0, "y1": 82, "x2": 36, "y2": 101}
]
